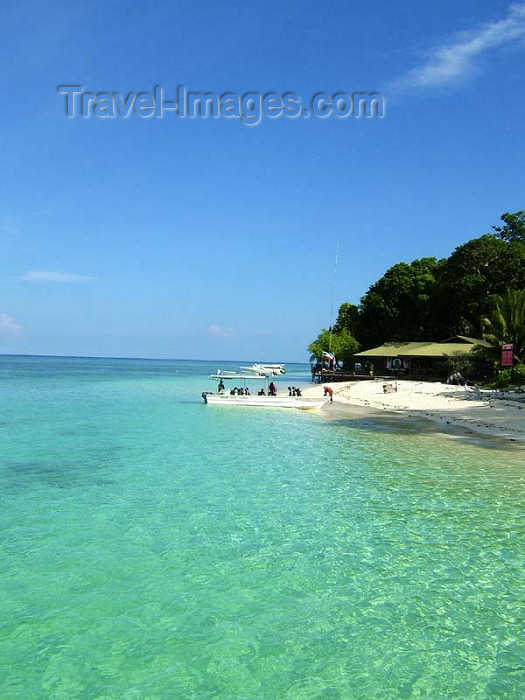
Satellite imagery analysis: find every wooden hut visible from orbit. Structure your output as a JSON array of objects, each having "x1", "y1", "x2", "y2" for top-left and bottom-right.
[{"x1": 354, "y1": 336, "x2": 491, "y2": 380}]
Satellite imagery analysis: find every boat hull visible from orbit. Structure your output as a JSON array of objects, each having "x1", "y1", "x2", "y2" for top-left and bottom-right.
[{"x1": 202, "y1": 393, "x2": 326, "y2": 409}]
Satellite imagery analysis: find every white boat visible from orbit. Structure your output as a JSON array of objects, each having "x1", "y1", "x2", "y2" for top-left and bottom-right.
[
  {"x1": 239, "y1": 363, "x2": 287, "y2": 376},
  {"x1": 213, "y1": 369, "x2": 244, "y2": 377},
  {"x1": 202, "y1": 393, "x2": 326, "y2": 409},
  {"x1": 202, "y1": 372, "x2": 326, "y2": 410}
]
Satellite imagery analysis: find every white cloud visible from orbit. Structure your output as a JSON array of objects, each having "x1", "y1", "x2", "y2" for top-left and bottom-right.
[
  {"x1": 20, "y1": 271, "x2": 94, "y2": 283},
  {"x1": 393, "y1": 3, "x2": 525, "y2": 90},
  {"x1": 206, "y1": 324, "x2": 236, "y2": 338},
  {"x1": 0, "y1": 313, "x2": 23, "y2": 338}
]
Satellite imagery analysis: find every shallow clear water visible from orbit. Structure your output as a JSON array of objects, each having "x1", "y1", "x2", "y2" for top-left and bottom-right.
[{"x1": 0, "y1": 356, "x2": 524, "y2": 698}]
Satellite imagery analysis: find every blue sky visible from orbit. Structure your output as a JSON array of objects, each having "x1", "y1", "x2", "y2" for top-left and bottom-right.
[{"x1": 1, "y1": 0, "x2": 524, "y2": 361}]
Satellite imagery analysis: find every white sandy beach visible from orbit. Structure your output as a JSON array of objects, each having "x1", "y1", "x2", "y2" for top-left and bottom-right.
[{"x1": 302, "y1": 379, "x2": 525, "y2": 443}]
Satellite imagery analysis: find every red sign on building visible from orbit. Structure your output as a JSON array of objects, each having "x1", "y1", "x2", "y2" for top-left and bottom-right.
[{"x1": 501, "y1": 343, "x2": 514, "y2": 367}]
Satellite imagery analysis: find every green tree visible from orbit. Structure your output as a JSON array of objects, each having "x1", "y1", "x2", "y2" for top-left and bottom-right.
[
  {"x1": 492, "y1": 211, "x2": 525, "y2": 243},
  {"x1": 332, "y1": 302, "x2": 360, "y2": 335},
  {"x1": 481, "y1": 288, "x2": 525, "y2": 364},
  {"x1": 436, "y1": 235, "x2": 525, "y2": 336},
  {"x1": 358, "y1": 258, "x2": 443, "y2": 348},
  {"x1": 308, "y1": 328, "x2": 359, "y2": 367}
]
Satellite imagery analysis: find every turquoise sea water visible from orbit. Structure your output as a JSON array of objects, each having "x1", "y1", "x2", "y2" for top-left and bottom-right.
[{"x1": 0, "y1": 355, "x2": 524, "y2": 699}]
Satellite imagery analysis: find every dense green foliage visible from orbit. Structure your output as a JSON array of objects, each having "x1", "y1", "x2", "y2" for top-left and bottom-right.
[
  {"x1": 309, "y1": 212, "x2": 525, "y2": 371},
  {"x1": 435, "y1": 234, "x2": 525, "y2": 336},
  {"x1": 358, "y1": 258, "x2": 443, "y2": 348},
  {"x1": 332, "y1": 303, "x2": 360, "y2": 336},
  {"x1": 308, "y1": 328, "x2": 359, "y2": 366},
  {"x1": 491, "y1": 211, "x2": 525, "y2": 243},
  {"x1": 481, "y1": 288, "x2": 525, "y2": 364},
  {"x1": 486, "y1": 365, "x2": 525, "y2": 389}
]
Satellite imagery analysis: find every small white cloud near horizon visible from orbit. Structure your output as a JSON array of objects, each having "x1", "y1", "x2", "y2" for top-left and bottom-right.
[
  {"x1": 0, "y1": 313, "x2": 23, "y2": 338},
  {"x1": 393, "y1": 2, "x2": 525, "y2": 91},
  {"x1": 19, "y1": 271, "x2": 94, "y2": 283},
  {"x1": 206, "y1": 324, "x2": 236, "y2": 338}
]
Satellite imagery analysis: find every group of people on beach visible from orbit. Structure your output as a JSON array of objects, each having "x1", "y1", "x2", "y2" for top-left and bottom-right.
[{"x1": 287, "y1": 386, "x2": 302, "y2": 397}]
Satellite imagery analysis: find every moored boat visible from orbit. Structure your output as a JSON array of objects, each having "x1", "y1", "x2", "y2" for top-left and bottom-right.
[
  {"x1": 202, "y1": 393, "x2": 326, "y2": 409},
  {"x1": 202, "y1": 371, "x2": 325, "y2": 409},
  {"x1": 239, "y1": 363, "x2": 286, "y2": 376}
]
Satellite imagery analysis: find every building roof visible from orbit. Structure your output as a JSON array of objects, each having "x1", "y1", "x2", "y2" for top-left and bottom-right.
[
  {"x1": 400, "y1": 342, "x2": 483, "y2": 357},
  {"x1": 355, "y1": 342, "x2": 430, "y2": 357},
  {"x1": 355, "y1": 338, "x2": 489, "y2": 358},
  {"x1": 440, "y1": 335, "x2": 491, "y2": 346}
]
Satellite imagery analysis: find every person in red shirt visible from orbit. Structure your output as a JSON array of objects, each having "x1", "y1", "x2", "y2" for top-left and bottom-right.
[{"x1": 324, "y1": 386, "x2": 333, "y2": 402}]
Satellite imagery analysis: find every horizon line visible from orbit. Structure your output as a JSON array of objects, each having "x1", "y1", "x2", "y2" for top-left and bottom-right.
[{"x1": 0, "y1": 352, "x2": 306, "y2": 364}]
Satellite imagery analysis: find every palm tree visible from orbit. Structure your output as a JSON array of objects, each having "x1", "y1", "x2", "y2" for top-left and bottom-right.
[{"x1": 482, "y1": 288, "x2": 525, "y2": 364}]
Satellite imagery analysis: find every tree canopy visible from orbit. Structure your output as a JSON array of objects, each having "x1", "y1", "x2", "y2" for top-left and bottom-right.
[
  {"x1": 492, "y1": 211, "x2": 525, "y2": 244},
  {"x1": 436, "y1": 234, "x2": 525, "y2": 336},
  {"x1": 358, "y1": 258, "x2": 443, "y2": 348},
  {"x1": 332, "y1": 302, "x2": 360, "y2": 336},
  {"x1": 308, "y1": 328, "x2": 359, "y2": 366}
]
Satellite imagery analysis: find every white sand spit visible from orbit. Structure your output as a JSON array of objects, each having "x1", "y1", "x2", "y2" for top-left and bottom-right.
[{"x1": 302, "y1": 380, "x2": 525, "y2": 442}]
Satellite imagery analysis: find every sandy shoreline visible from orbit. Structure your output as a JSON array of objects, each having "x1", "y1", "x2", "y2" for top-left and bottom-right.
[{"x1": 301, "y1": 379, "x2": 525, "y2": 444}]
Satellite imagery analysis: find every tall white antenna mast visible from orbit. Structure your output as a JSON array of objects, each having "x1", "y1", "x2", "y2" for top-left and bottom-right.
[{"x1": 328, "y1": 241, "x2": 340, "y2": 352}]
